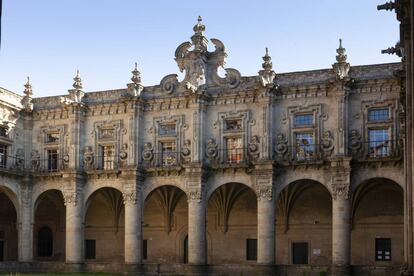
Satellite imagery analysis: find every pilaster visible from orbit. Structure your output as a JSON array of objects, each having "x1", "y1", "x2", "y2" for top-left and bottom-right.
[
  {"x1": 330, "y1": 157, "x2": 351, "y2": 276},
  {"x1": 254, "y1": 162, "x2": 275, "y2": 265},
  {"x1": 63, "y1": 172, "x2": 85, "y2": 265}
]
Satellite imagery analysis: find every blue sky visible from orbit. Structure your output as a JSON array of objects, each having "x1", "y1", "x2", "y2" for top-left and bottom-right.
[{"x1": 0, "y1": 0, "x2": 400, "y2": 97}]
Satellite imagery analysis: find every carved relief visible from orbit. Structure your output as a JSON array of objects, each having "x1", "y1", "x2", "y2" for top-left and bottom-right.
[
  {"x1": 248, "y1": 135, "x2": 260, "y2": 161},
  {"x1": 348, "y1": 129, "x2": 362, "y2": 155},
  {"x1": 160, "y1": 74, "x2": 179, "y2": 94},
  {"x1": 83, "y1": 146, "x2": 94, "y2": 168},
  {"x1": 331, "y1": 174, "x2": 350, "y2": 200},
  {"x1": 122, "y1": 190, "x2": 137, "y2": 205},
  {"x1": 321, "y1": 130, "x2": 335, "y2": 156},
  {"x1": 275, "y1": 133, "x2": 288, "y2": 158},
  {"x1": 119, "y1": 143, "x2": 128, "y2": 166},
  {"x1": 15, "y1": 148, "x2": 25, "y2": 170},
  {"x1": 187, "y1": 190, "x2": 202, "y2": 203},
  {"x1": 31, "y1": 150, "x2": 40, "y2": 170},
  {"x1": 256, "y1": 185, "x2": 273, "y2": 201},
  {"x1": 206, "y1": 138, "x2": 218, "y2": 160},
  {"x1": 181, "y1": 139, "x2": 191, "y2": 162},
  {"x1": 142, "y1": 142, "x2": 154, "y2": 161},
  {"x1": 63, "y1": 190, "x2": 80, "y2": 206}
]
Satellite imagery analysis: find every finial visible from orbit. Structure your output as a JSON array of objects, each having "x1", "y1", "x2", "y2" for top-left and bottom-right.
[
  {"x1": 262, "y1": 47, "x2": 273, "y2": 71},
  {"x1": 72, "y1": 69, "x2": 83, "y2": 90},
  {"x1": 24, "y1": 76, "x2": 33, "y2": 96},
  {"x1": 193, "y1": 15, "x2": 205, "y2": 34},
  {"x1": 332, "y1": 38, "x2": 351, "y2": 80},
  {"x1": 336, "y1": 38, "x2": 347, "y2": 63},
  {"x1": 131, "y1": 62, "x2": 141, "y2": 85},
  {"x1": 259, "y1": 47, "x2": 276, "y2": 87}
]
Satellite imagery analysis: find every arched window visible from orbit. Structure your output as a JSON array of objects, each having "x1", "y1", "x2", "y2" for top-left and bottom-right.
[{"x1": 37, "y1": 227, "x2": 53, "y2": 257}]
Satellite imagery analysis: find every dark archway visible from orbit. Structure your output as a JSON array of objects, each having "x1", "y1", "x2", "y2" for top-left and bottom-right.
[
  {"x1": 84, "y1": 187, "x2": 124, "y2": 262},
  {"x1": 351, "y1": 178, "x2": 403, "y2": 266},
  {"x1": 33, "y1": 189, "x2": 65, "y2": 261},
  {"x1": 0, "y1": 189, "x2": 18, "y2": 261},
  {"x1": 276, "y1": 179, "x2": 332, "y2": 265},
  {"x1": 37, "y1": 226, "x2": 53, "y2": 257},
  {"x1": 206, "y1": 182, "x2": 257, "y2": 264},
  {"x1": 143, "y1": 185, "x2": 187, "y2": 263}
]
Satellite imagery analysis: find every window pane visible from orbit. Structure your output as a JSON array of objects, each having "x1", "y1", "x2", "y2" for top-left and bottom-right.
[
  {"x1": 47, "y1": 150, "x2": 58, "y2": 171},
  {"x1": 0, "y1": 145, "x2": 7, "y2": 168},
  {"x1": 368, "y1": 108, "x2": 389, "y2": 122},
  {"x1": 246, "y1": 239, "x2": 257, "y2": 260},
  {"x1": 376, "y1": 238, "x2": 391, "y2": 261},
  {"x1": 0, "y1": 127, "x2": 7, "y2": 138},
  {"x1": 368, "y1": 129, "x2": 390, "y2": 157},
  {"x1": 46, "y1": 133, "x2": 59, "y2": 143},
  {"x1": 161, "y1": 142, "x2": 177, "y2": 166},
  {"x1": 294, "y1": 114, "x2": 313, "y2": 127},
  {"x1": 102, "y1": 145, "x2": 115, "y2": 170},
  {"x1": 226, "y1": 137, "x2": 243, "y2": 163},
  {"x1": 295, "y1": 133, "x2": 315, "y2": 161}
]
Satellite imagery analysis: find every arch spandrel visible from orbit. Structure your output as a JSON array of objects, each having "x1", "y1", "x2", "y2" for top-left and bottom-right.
[
  {"x1": 351, "y1": 167, "x2": 404, "y2": 192},
  {"x1": 82, "y1": 182, "x2": 124, "y2": 206},
  {"x1": 205, "y1": 173, "x2": 256, "y2": 201},
  {"x1": 143, "y1": 178, "x2": 187, "y2": 201}
]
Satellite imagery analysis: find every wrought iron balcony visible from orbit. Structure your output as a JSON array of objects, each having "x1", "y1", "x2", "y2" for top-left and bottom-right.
[
  {"x1": 84, "y1": 155, "x2": 121, "y2": 171},
  {"x1": 0, "y1": 155, "x2": 25, "y2": 172},
  {"x1": 31, "y1": 158, "x2": 68, "y2": 173},
  {"x1": 143, "y1": 152, "x2": 181, "y2": 168},
  {"x1": 364, "y1": 140, "x2": 400, "y2": 159},
  {"x1": 275, "y1": 144, "x2": 325, "y2": 165},
  {"x1": 207, "y1": 148, "x2": 251, "y2": 168}
]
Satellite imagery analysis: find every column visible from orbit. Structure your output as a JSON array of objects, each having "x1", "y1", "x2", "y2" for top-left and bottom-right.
[
  {"x1": 124, "y1": 190, "x2": 142, "y2": 264},
  {"x1": 65, "y1": 192, "x2": 84, "y2": 264},
  {"x1": 257, "y1": 187, "x2": 275, "y2": 265},
  {"x1": 188, "y1": 192, "x2": 206, "y2": 265},
  {"x1": 331, "y1": 181, "x2": 351, "y2": 275},
  {"x1": 18, "y1": 183, "x2": 33, "y2": 262}
]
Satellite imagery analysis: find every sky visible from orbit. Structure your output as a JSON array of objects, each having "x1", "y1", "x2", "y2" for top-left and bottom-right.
[{"x1": 0, "y1": 0, "x2": 400, "y2": 97}]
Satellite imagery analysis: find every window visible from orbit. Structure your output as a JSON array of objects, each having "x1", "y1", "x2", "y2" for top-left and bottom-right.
[
  {"x1": 85, "y1": 240, "x2": 96, "y2": 259},
  {"x1": 226, "y1": 137, "x2": 243, "y2": 164},
  {"x1": 294, "y1": 114, "x2": 313, "y2": 127},
  {"x1": 46, "y1": 133, "x2": 59, "y2": 143},
  {"x1": 368, "y1": 129, "x2": 390, "y2": 157},
  {"x1": 159, "y1": 124, "x2": 176, "y2": 136},
  {"x1": 225, "y1": 119, "x2": 242, "y2": 131},
  {"x1": 368, "y1": 108, "x2": 389, "y2": 122},
  {"x1": 0, "y1": 127, "x2": 7, "y2": 138},
  {"x1": 101, "y1": 145, "x2": 115, "y2": 170},
  {"x1": 376, "y1": 238, "x2": 391, "y2": 261},
  {"x1": 0, "y1": 145, "x2": 7, "y2": 169},
  {"x1": 292, "y1": 242, "x2": 309, "y2": 264},
  {"x1": 246, "y1": 239, "x2": 257, "y2": 261},
  {"x1": 47, "y1": 149, "x2": 58, "y2": 172},
  {"x1": 37, "y1": 227, "x2": 53, "y2": 257},
  {"x1": 160, "y1": 141, "x2": 177, "y2": 166},
  {"x1": 294, "y1": 133, "x2": 315, "y2": 161},
  {"x1": 143, "y1": 239, "x2": 147, "y2": 260}
]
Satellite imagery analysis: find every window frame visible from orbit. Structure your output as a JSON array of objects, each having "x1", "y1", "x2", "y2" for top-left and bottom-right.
[
  {"x1": 368, "y1": 107, "x2": 390, "y2": 123},
  {"x1": 294, "y1": 113, "x2": 314, "y2": 128},
  {"x1": 375, "y1": 238, "x2": 391, "y2": 262}
]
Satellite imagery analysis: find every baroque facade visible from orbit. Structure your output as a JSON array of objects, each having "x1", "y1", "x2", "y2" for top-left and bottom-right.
[{"x1": 0, "y1": 17, "x2": 407, "y2": 276}]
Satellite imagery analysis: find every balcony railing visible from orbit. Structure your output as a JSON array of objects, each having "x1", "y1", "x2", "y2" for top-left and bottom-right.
[
  {"x1": 84, "y1": 155, "x2": 120, "y2": 171},
  {"x1": 364, "y1": 140, "x2": 396, "y2": 158},
  {"x1": 143, "y1": 152, "x2": 180, "y2": 168},
  {"x1": 31, "y1": 158, "x2": 68, "y2": 173},
  {"x1": 290, "y1": 144, "x2": 321, "y2": 163},
  {"x1": 0, "y1": 155, "x2": 25, "y2": 171},
  {"x1": 220, "y1": 148, "x2": 248, "y2": 165}
]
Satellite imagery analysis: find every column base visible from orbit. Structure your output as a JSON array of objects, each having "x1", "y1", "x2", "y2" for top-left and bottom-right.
[{"x1": 331, "y1": 265, "x2": 351, "y2": 276}]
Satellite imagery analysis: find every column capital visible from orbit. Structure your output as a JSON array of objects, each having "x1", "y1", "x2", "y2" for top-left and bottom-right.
[
  {"x1": 331, "y1": 172, "x2": 351, "y2": 200},
  {"x1": 123, "y1": 190, "x2": 137, "y2": 205},
  {"x1": 255, "y1": 173, "x2": 274, "y2": 201}
]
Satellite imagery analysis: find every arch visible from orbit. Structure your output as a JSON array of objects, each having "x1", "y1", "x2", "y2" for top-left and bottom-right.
[
  {"x1": 206, "y1": 176, "x2": 256, "y2": 201},
  {"x1": 0, "y1": 185, "x2": 19, "y2": 221},
  {"x1": 275, "y1": 171, "x2": 330, "y2": 195},
  {"x1": 31, "y1": 183, "x2": 64, "y2": 211},
  {"x1": 84, "y1": 187, "x2": 125, "y2": 262},
  {"x1": 350, "y1": 177, "x2": 404, "y2": 266},
  {"x1": 0, "y1": 189, "x2": 18, "y2": 261},
  {"x1": 352, "y1": 168, "x2": 403, "y2": 192},
  {"x1": 33, "y1": 189, "x2": 65, "y2": 261},
  {"x1": 83, "y1": 182, "x2": 123, "y2": 206},
  {"x1": 83, "y1": 186, "x2": 124, "y2": 222},
  {"x1": 143, "y1": 182, "x2": 187, "y2": 202},
  {"x1": 351, "y1": 177, "x2": 403, "y2": 228},
  {"x1": 276, "y1": 179, "x2": 332, "y2": 265}
]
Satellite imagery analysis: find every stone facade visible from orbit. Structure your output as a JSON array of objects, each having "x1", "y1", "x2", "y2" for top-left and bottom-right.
[{"x1": 0, "y1": 17, "x2": 405, "y2": 275}]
